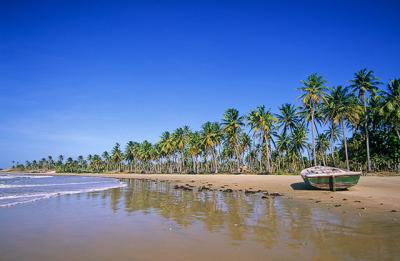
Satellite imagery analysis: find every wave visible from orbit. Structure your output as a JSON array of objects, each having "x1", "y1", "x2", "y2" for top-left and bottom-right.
[
  {"x1": 0, "y1": 182, "x2": 127, "y2": 207},
  {"x1": 0, "y1": 175, "x2": 53, "y2": 180},
  {"x1": 0, "y1": 181, "x2": 109, "y2": 189}
]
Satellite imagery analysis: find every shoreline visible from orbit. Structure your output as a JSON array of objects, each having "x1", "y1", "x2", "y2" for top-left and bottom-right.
[{"x1": 3, "y1": 172, "x2": 400, "y2": 215}]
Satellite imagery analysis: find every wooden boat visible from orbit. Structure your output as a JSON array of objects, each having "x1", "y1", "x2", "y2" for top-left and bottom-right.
[{"x1": 301, "y1": 166, "x2": 361, "y2": 191}]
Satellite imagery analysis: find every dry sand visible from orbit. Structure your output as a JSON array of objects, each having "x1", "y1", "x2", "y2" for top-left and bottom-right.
[{"x1": 16, "y1": 172, "x2": 400, "y2": 214}]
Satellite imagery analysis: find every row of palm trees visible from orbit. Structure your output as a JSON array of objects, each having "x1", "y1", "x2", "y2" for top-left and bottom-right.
[{"x1": 14, "y1": 69, "x2": 400, "y2": 174}]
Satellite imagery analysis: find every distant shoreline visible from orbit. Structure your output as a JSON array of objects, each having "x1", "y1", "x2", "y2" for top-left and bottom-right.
[{"x1": 3, "y1": 171, "x2": 400, "y2": 215}]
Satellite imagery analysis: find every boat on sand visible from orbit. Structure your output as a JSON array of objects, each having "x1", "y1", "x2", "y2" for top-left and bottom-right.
[{"x1": 301, "y1": 166, "x2": 361, "y2": 191}]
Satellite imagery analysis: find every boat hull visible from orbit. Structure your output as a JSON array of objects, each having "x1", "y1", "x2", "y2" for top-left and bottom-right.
[{"x1": 302, "y1": 174, "x2": 360, "y2": 191}]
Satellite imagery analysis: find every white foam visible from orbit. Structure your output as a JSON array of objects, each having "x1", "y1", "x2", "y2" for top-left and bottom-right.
[
  {"x1": 0, "y1": 181, "x2": 109, "y2": 189},
  {"x1": 0, "y1": 182, "x2": 127, "y2": 207},
  {"x1": 0, "y1": 175, "x2": 53, "y2": 179}
]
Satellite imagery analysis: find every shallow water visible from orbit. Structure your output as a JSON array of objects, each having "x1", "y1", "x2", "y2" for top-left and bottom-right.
[
  {"x1": 0, "y1": 174, "x2": 126, "y2": 207},
  {"x1": 0, "y1": 177, "x2": 399, "y2": 260}
]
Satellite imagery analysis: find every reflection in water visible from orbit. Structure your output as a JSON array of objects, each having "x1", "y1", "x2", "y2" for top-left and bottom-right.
[{"x1": 94, "y1": 179, "x2": 400, "y2": 260}]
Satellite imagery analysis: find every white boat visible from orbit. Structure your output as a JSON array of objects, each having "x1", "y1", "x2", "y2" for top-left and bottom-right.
[{"x1": 301, "y1": 166, "x2": 361, "y2": 191}]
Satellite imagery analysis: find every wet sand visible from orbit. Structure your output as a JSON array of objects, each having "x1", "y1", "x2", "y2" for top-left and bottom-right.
[
  {"x1": 17, "y1": 172, "x2": 400, "y2": 214},
  {"x1": 81, "y1": 174, "x2": 400, "y2": 213}
]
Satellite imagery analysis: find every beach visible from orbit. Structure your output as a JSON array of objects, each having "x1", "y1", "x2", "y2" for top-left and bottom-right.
[
  {"x1": 14, "y1": 172, "x2": 400, "y2": 214},
  {"x1": 1, "y1": 174, "x2": 400, "y2": 261}
]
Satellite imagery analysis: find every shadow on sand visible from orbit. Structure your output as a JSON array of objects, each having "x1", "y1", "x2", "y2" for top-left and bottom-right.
[
  {"x1": 290, "y1": 182, "x2": 315, "y2": 191},
  {"x1": 290, "y1": 182, "x2": 349, "y2": 192}
]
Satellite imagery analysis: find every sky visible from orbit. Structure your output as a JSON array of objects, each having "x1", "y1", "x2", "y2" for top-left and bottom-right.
[{"x1": 1, "y1": 0, "x2": 399, "y2": 168}]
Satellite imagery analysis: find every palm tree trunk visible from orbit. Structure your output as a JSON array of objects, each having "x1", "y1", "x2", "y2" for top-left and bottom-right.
[
  {"x1": 181, "y1": 151, "x2": 185, "y2": 173},
  {"x1": 341, "y1": 120, "x2": 350, "y2": 170},
  {"x1": 311, "y1": 109, "x2": 317, "y2": 166},
  {"x1": 363, "y1": 96, "x2": 372, "y2": 172},
  {"x1": 330, "y1": 126, "x2": 336, "y2": 166},
  {"x1": 234, "y1": 140, "x2": 241, "y2": 172},
  {"x1": 259, "y1": 138, "x2": 263, "y2": 173},
  {"x1": 212, "y1": 149, "x2": 218, "y2": 174},
  {"x1": 330, "y1": 141, "x2": 335, "y2": 166},
  {"x1": 192, "y1": 156, "x2": 197, "y2": 173},
  {"x1": 265, "y1": 136, "x2": 271, "y2": 173}
]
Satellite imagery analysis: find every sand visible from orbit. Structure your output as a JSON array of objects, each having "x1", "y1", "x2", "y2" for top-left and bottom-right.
[{"x1": 14, "y1": 172, "x2": 400, "y2": 214}]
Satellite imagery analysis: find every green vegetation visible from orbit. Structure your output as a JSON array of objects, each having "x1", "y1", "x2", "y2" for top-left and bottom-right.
[{"x1": 13, "y1": 69, "x2": 400, "y2": 174}]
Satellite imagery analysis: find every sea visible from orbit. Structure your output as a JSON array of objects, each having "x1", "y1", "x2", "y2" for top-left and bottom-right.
[{"x1": 0, "y1": 174, "x2": 126, "y2": 207}]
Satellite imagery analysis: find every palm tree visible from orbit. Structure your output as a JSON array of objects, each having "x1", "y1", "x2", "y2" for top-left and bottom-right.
[
  {"x1": 200, "y1": 122, "x2": 222, "y2": 173},
  {"x1": 290, "y1": 125, "x2": 308, "y2": 169},
  {"x1": 111, "y1": 143, "x2": 123, "y2": 172},
  {"x1": 91, "y1": 154, "x2": 102, "y2": 172},
  {"x1": 276, "y1": 133, "x2": 290, "y2": 170},
  {"x1": 159, "y1": 131, "x2": 175, "y2": 173},
  {"x1": 57, "y1": 155, "x2": 64, "y2": 164},
  {"x1": 247, "y1": 106, "x2": 277, "y2": 173},
  {"x1": 138, "y1": 141, "x2": 153, "y2": 172},
  {"x1": 324, "y1": 124, "x2": 341, "y2": 166},
  {"x1": 102, "y1": 151, "x2": 111, "y2": 172},
  {"x1": 188, "y1": 131, "x2": 202, "y2": 173},
  {"x1": 316, "y1": 133, "x2": 330, "y2": 166},
  {"x1": 350, "y1": 69, "x2": 381, "y2": 171},
  {"x1": 66, "y1": 157, "x2": 74, "y2": 172},
  {"x1": 380, "y1": 79, "x2": 400, "y2": 140},
  {"x1": 47, "y1": 156, "x2": 54, "y2": 169},
  {"x1": 222, "y1": 108, "x2": 245, "y2": 172},
  {"x1": 239, "y1": 132, "x2": 251, "y2": 170},
  {"x1": 77, "y1": 155, "x2": 85, "y2": 172},
  {"x1": 125, "y1": 141, "x2": 136, "y2": 173},
  {"x1": 277, "y1": 103, "x2": 301, "y2": 136},
  {"x1": 323, "y1": 86, "x2": 361, "y2": 170},
  {"x1": 299, "y1": 73, "x2": 327, "y2": 166},
  {"x1": 172, "y1": 128, "x2": 185, "y2": 173}
]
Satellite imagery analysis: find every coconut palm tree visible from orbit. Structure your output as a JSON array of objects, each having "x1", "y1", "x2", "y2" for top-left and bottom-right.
[
  {"x1": 316, "y1": 133, "x2": 330, "y2": 166},
  {"x1": 57, "y1": 155, "x2": 64, "y2": 164},
  {"x1": 323, "y1": 86, "x2": 361, "y2": 170},
  {"x1": 277, "y1": 103, "x2": 301, "y2": 136},
  {"x1": 247, "y1": 106, "x2": 277, "y2": 173},
  {"x1": 138, "y1": 141, "x2": 153, "y2": 172},
  {"x1": 324, "y1": 124, "x2": 341, "y2": 166},
  {"x1": 172, "y1": 128, "x2": 185, "y2": 173},
  {"x1": 77, "y1": 155, "x2": 85, "y2": 172},
  {"x1": 188, "y1": 131, "x2": 202, "y2": 173},
  {"x1": 159, "y1": 131, "x2": 175, "y2": 173},
  {"x1": 290, "y1": 124, "x2": 308, "y2": 169},
  {"x1": 299, "y1": 73, "x2": 327, "y2": 166},
  {"x1": 91, "y1": 154, "x2": 102, "y2": 172},
  {"x1": 125, "y1": 141, "x2": 137, "y2": 173},
  {"x1": 200, "y1": 122, "x2": 222, "y2": 173},
  {"x1": 276, "y1": 133, "x2": 290, "y2": 170},
  {"x1": 102, "y1": 151, "x2": 111, "y2": 172},
  {"x1": 182, "y1": 125, "x2": 192, "y2": 172},
  {"x1": 222, "y1": 108, "x2": 245, "y2": 172},
  {"x1": 47, "y1": 156, "x2": 54, "y2": 169},
  {"x1": 350, "y1": 69, "x2": 381, "y2": 171},
  {"x1": 111, "y1": 143, "x2": 123, "y2": 172},
  {"x1": 66, "y1": 157, "x2": 74, "y2": 172},
  {"x1": 380, "y1": 79, "x2": 400, "y2": 140},
  {"x1": 239, "y1": 132, "x2": 251, "y2": 170}
]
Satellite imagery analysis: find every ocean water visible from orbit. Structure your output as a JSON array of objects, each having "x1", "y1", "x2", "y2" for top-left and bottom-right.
[{"x1": 0, "y1": 174, "x2": 126, "y2": 207}]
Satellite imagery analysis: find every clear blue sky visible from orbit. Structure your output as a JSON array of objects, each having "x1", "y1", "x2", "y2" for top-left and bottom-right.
[{"x1": 1, "y1": 0, "x2": 399, "y2": 168}]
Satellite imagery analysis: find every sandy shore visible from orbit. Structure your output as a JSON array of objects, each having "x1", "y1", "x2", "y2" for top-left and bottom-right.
[{"x1": 5, "y1": 172, "x2": 400, "y2": 214}]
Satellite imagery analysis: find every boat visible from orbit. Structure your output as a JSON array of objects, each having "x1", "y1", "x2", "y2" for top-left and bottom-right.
[{"x1": 301, "y1": 166, "x2": 361, "y2": 191}]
